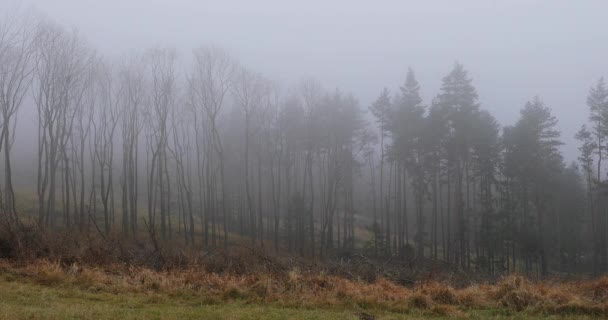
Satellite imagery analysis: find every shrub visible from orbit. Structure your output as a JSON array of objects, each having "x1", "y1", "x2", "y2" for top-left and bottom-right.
[
  {"x1": 423, "y1": 283, "x2": 457, "y2": 305},
  {"x1": 499, "y1": 289, "x2": 541, "y2": 311},
  {"x1": 408, "y1": 292, "x2": 433, "y2": 309}
]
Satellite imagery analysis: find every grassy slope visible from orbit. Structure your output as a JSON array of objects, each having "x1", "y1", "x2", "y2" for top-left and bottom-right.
[{"x1": 0, "y1": 276, "x2": 596, "y2": 320}]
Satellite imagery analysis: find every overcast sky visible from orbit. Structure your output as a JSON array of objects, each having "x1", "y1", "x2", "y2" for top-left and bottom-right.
[{"x1": 7, "y1": 0, "x2": 608, "y2": 161}]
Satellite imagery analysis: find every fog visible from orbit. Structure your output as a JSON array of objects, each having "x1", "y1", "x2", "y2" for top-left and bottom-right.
[
  {"x1": 12, "y1": 0, "x2": 608, "y2": 160},
  {"x1": 2, "y1": 0, "x2": 608, "y2": 276}
]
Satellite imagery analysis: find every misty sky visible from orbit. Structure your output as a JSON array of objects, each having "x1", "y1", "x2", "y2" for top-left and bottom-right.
[{"x1": 6, "y1": 0, "x2": 608, "y2": 161}]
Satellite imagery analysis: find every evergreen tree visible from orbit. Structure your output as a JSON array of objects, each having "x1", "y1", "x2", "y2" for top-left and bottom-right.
[
  {"x1": 388, "y1": 68, "x2": 425, "y2": 258},
  {"x1": 369, "y1": 88, "x2": 392, "y2": 254},
  {"x1": 437, "y1": 62, "x2": 479, "y2": 268},
  {"x1": 504, "y1": 97, "x2": 562, "y2": 275}
]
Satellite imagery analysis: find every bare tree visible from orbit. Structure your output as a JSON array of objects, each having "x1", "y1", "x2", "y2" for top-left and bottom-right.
[
  {"x1": 119, "y1": 55, "x2": 146, "y2": 235},
  {"x1": 0, "y1": 7, "x2": 37, "y2": 226},
  {"x1": 33, "y1": 21, "x2": 93, "y2": 228},
  {"x1": 143, "y1": 48, "x2": 177, "y2": 240},
  {"x1": 69, "y1": 52, "x2": 96, "y2": 231},
  {"x1": 169, "y1": 99, "x2": 194, "y2": 244},
  {"x1": 232, "y1": 66, "x2": 268, "y2": 245},
  {"x1": 300, "y1": 79, "x2": 322, "y2": 257},
  {"x1": 92, "y1": 61, "x2": 121, "y2": 234},
  {"x1": 265, "y1": 82, "x2": 283, "y2": 253},
  {"x1": 188, "y1": 46, "x2": 236, "y2": 247}
]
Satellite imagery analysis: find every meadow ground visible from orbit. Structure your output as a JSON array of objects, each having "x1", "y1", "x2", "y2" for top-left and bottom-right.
[
  {"x1": 0, "y1": 258, "x2": 606, "y2": 320},
  {"x1": 0, "y1": 275, "x2": 599, "y2": 320}
]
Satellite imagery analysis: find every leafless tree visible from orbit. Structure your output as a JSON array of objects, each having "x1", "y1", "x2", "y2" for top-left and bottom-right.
[
  {"x1": 33, "y1": 21, "x2": 93, "y2": 228},
  {"x1": 118, "y1": 55, "x2": 146, "y2": 235},
  {"x1": 144, "y1": 47, "x2": 176, "y2": 239},
  {"x1": 92, "y1": 60, "x2": 121, "y2": 233},
  {"x1": 299, "y1": 78, "x2": 322, "y2": 257},
  {"x1": 232, "y1": 66, "x2": 268, "y2": 245},
  {"x1": 0, "y1": 7, "x2": 37, "y2": 226},
  {"x1": 69, "y1": 52, "x2": 95, "y2": 231},
  {"x1": 188, "y1": 46, "x2": 236, "y2": 247},
  {"x1": 169, "y1": 98, "x2": 194, "y2": 244}
]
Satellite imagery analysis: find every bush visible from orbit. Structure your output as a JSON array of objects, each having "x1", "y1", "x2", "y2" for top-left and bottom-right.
[
  {"x1": 423, "y1": 283, "x2": 457, "y2": 305},
  {"x1": 408, "y1": 292, "x2": 433, "y2": 309},
  {"x1": 499, "y1": 289, "x2": 541, "y2": 311}
]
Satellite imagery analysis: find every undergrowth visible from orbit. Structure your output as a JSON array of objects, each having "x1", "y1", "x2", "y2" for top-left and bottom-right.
[{"x1": 0, "y1": 228, "x2": 607, "y2": 318}]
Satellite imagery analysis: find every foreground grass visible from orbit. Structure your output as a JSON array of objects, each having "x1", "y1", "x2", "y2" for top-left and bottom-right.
[
  {"x1": 0, "y1": 275, "x2": 600, "y2": 319},
  {"x1": 0, "y1": 278, "x2": 352, "y2": 320},
  {"x1": 0, "y1": 258, "x2": 606, "y2": 319}
]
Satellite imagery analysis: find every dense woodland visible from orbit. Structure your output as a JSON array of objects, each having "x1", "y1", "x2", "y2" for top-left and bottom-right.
[{"x1": 1, "y1": 10, "x2": 607, "y2": 278}]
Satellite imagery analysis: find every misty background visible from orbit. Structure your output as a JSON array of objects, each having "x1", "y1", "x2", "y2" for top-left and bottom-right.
[
  {"x1": 4, "y1": 0, "x2": 607, "y2": 162},
  {"x1": 2, "y1": 0, "x2": 608, "y2": 278}
]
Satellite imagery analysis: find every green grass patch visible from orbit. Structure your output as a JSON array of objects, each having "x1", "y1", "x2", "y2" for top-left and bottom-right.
[{"x1": 0, "y1": 276, "x2": 600, "y2": 320}]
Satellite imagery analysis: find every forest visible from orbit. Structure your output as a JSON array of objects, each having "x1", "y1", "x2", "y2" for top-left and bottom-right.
[
  {"x1": 1, "y1": 4, "x2": 608, "y2": 319},
  {"x1": 0, "y1": 6, "x2": 607, "y2": 275}
]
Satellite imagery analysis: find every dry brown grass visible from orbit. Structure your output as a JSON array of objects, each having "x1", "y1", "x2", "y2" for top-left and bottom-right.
[
  {"x1": 1, "y1": 258, "x2": 606, "y2": 317},
  {"x1": 418, "y1": 282, "x2": 458, "y2": 305},
  {"x1": 0, "y1": 228, "x2": 607, "y2": 317}
]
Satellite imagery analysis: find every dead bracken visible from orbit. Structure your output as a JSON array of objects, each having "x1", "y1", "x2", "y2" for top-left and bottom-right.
[{"x1": 1, "y1": 257, "x2": 606, "y2": 317}]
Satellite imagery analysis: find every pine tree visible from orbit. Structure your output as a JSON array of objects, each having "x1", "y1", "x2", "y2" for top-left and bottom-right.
[
  {"x1": 437, "y1": 62, "x2": 479, "y2": 268},
  {"x1": 369, "y1": 88, "x2": 392, "y2": 254},
  {"x1": 504, "y1": 97, "x2": 563, "y2": 275},
  {"x1": 388, "y1": 68, "x2": 425, "y2": 259}
]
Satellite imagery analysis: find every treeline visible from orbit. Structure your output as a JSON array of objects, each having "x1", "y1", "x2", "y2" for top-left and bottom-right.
[{"x1": 0, "y1": 10, "x2": 605, "y2": 277}]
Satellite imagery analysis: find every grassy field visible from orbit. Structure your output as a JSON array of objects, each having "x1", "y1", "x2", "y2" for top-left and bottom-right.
[
  {"x1": 0, "y1": 260, "x2": 605, "y2": 320},
  {"x1": 0, "y1": 275, "x2": 600, "y2": 320}
]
